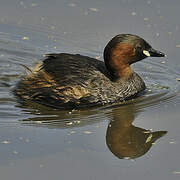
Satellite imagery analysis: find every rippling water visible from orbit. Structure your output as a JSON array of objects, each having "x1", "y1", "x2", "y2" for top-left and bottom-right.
[
  {"x1": 1, "y1": 28, "x2": 179, "y2": 127},
  {"x1": 1, "y1": 0, "x2": 180, "y2": 180}
]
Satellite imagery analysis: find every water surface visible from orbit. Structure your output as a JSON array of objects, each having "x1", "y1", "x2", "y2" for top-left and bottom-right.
[{"x1": 1, "y1": 0, "x2": 180, "y2": 180}]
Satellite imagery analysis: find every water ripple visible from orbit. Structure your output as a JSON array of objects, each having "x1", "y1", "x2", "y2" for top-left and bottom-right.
[{"x1": 0, "y1": 23, "x2": 180, "y2": 128}]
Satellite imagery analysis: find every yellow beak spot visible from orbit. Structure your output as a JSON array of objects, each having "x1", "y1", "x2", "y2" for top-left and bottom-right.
[{"x1": 143, "y1": 50, "x2": 150, "y2": 57}]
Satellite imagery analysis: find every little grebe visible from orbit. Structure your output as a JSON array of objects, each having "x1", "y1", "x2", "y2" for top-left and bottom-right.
[{"x1": 14, "y1": 34, "x2": 165, "y2": 109}]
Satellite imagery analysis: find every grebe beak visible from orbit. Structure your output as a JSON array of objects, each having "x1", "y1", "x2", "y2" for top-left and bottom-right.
[{"x1": 143, "y1": 48, "x2": 166, "y2": 57}]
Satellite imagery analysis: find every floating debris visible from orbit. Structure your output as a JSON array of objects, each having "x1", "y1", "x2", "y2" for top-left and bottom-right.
[
  {"x1": 131, "y1": 12, "x2": 137, "y2": 16},
  {"x1": 156, "y1": 33, "x2": 160, "y2": 37},
  {"x1": 70, "y1": 131, "x2": 76, "y2": 134},
  {"x1": 168, "y1": 32, "x2": 172, "y2": 36},
  {"x1": 50, "y1": 26, "x2": 55, "y2": 30},
  {"x1": 89, "y1": 8, "x2": 99, "y2": 12},
  {"x1": 161, "y1": 61, "x2": 166, "y2": 64},
  {"x1": 40, "y1": 164, "x2": 44, "y2": 168},
  {"x1": 19, "y1": 137, "x2": 23, "y2": 141},
  {"x1": 25, "y1": 139, "x2": 30, "y2": 143},
  {"x1": 169, "y1": 139, "x2": 178, "y2": 144},
  {"x1": 169, "y1": 141, "x2": 176, "y2": 144},
  {"x1": 83, "y1": 131, "x2": 93, "y2": 134},
  {"x1": 1, "y1": 140, "x2": 10, "y2": 144},
  {"x1": 22, "y1": 36, "x2": 29, "y2": 40},
  {"x1": 144, "y1": 18, "x2": 149, "y2": 21},
  {"x1": 12, "y1": 151, "x2": 18, "y2": 155},
  {"x1": 31, "y1": 3, "x2": 38, "y2": 7},
  {"x1": 173, "y1": 171, "x2": 180, "y2": 174},
  {"x1": 68, "y1": 3, "x2": 77, "y2": 7},
  {"x1": 176, "y1": 78, "x2": 180, "y2": 82}
]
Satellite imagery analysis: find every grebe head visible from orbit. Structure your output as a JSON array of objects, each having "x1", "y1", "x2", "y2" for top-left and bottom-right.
[{"x1": 104, "y1": 34, "x2": 165, "y2": 79}]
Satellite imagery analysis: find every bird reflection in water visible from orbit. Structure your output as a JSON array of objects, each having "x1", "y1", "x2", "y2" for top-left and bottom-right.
[
  {"x1": 19, "y1": 102, "x2": 167, "y2": 159},
  {"x1": 106, "y1": 105, "x2": 167, "y2": 159}
]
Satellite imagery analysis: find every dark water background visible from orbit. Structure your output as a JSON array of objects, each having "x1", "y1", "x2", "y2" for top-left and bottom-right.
[{"x1": 0, "y1": 0, "x2": 180, "y2": 179}]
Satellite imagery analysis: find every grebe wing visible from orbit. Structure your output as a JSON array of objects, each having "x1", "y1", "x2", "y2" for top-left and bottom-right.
[{"x1": 41, "y1": 53, "x2": 108, "y2": 85}]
